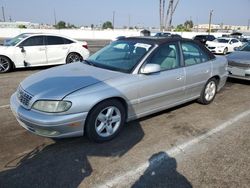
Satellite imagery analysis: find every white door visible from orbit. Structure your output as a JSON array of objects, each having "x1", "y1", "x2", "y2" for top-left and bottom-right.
[
  {"x1": 45, "y1": 36, "x2": 70, "y2": 65},
  {"x1": 17, "y1": 36, "x2": 47, "y2": 66}
]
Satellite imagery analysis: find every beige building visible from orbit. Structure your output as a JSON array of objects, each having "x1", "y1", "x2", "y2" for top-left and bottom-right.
[
  {"x1": 0, "y1": 21, "x2": 54, "y2": 29},
  {"x1": 194, "y1": 24, "x2": 249, "y2": 32}
]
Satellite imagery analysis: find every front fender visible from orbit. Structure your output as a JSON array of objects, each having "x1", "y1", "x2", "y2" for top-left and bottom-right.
[{"x1": 63, "y1": 82, "x2": 131, "y2": 115}]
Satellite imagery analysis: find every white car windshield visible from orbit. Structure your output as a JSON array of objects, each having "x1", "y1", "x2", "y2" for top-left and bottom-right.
[
  {"x1": 4, "y1": 34, "x2": 30, "y2": 46},
  {"x1": 88, "y1": 41, "x2": 152, "y2": 73},
  {"x1": 214, "y1": 38, "x2": 230, "y2": 43}
]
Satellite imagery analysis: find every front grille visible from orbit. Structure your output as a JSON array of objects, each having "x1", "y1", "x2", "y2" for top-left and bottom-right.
[
  {"x1": 208, "y1": 47, "x2": 215, "y2": 49},
  {"x1": 17, "y1": 87, "x2": 33, "y2": 107}
]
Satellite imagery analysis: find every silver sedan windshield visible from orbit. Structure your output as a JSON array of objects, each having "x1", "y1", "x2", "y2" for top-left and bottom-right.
[{"x1": 88, "y1": 41, "x2": 152, "y2": 73}]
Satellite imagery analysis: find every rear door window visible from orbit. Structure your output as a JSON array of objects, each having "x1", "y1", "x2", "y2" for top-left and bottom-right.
[
  {"x1": 63, "y1": 38, "x2": 74, "y2": 44},
  {"x1": 181, "y1": 42, "x2": 209, "y2": 66},
  {"x1": 46, "y1": 36, "x2": 66, "y2": 45}
]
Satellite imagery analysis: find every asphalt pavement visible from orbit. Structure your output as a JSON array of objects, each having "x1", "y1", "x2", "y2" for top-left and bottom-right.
[{"x1": 0, "y1": 42, "x2": 249, "y2": 188}]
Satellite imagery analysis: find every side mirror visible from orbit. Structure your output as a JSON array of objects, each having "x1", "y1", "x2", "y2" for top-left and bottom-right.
[
  {"x1": 141, "y1": 64, "x2": 161, "y2": 75},
  {"x1": 20, "y1": 46, "x2": 25, "y2": 53}
]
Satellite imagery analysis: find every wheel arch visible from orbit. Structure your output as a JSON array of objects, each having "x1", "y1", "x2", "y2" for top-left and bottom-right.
[
  {"x1": 84, "y1": 96, "x2": 129, "y2": 133},
  {"x1": 0, "y1": 54, "x2": 15, "y2": 69},
  {"x1": 66, "y1": 52, "x2": 83, "y2": 63},
  {"x1": 211, "y1": 75, "x2": 220, "y2": 83}
]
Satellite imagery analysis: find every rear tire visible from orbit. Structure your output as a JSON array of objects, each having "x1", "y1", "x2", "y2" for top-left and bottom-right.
[
  {"x1": 66, "y1": 53, "x2": 83, "y2": 64},
  {"x1": 0, "y1": 56, "x2": 12, "y2": 73},
  {"x1": 85, "y1": 100, "x2": 126, "y2": 142},
  {"x1": 198, "y1": 78, "x2": 218, "y2": 105}
]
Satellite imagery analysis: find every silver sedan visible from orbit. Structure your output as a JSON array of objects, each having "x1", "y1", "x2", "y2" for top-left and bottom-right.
[
  {"x1": 227, "y1": 42, "x2": 250, "y2": 80},
  {"x1": 10, "y1": 37, "x2": 228, "y2": 142}
]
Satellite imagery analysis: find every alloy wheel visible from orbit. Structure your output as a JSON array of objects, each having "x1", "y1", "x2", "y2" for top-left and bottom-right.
[
  {"x1": 0, "y1": 56, "x2": 10, "y2": 73},
  {"x1": 204, "y1": 81, "x2": 216, "y2": 101},
  {"x1": 95, "y1": 106, "x2": 121, "y2": 138},
  {"x1": 67, "y1": 53, "x2": 81, "y2": 63}
]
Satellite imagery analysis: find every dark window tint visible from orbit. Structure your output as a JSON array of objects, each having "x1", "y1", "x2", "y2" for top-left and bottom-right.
[
  {"x1": 63, "y1": 38, "x2": 74, "y2": 44},
  {"x1": 20, "y1": 36, "x2": 44, "y2": 46},
  {"x1": 207, "y1": 35, "x2": 215, "y2": 41},
  {"x1": 147, "y1": 43, "x2": 180, "y2": 71},
  {"x1": 47, "y1": 36, "x2": 65, "y2": 45},
  {"x1": 194, "y1": 36, "x2": 204, "y2": 40},
  {"x1": 181, "y1": 42, "x2": 209, "y2": 66},
  {"x1": 231, "y1": 39, "x2": 238, "y2": 43}
]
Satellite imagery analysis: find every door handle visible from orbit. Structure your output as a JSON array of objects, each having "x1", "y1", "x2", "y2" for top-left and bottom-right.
[
  {"x1": 176, "y1": 75, "x2": 184, "y2": 80},
  {"x1": 38, "y1": 47, "x2": 46, "y2": 51},
  {"x1": 62, "y1": 47, "x2": 68, "y2": 50}
]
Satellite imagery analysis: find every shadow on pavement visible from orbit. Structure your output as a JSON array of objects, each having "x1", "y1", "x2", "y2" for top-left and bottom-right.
[
  {"x1": 0, "y1": 121, "x2": 144, "y2": 188},
  {"x1": 132, "y1": 151, "x2": 192, "y2": 188},
  {"x1": 227, "y1": 77, "x2": 250, "y2": 85}
]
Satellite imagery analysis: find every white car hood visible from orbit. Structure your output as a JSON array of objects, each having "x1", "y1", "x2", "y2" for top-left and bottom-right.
[{"x1": 206, "y1": 41, "x2": 228, "y2": 47}]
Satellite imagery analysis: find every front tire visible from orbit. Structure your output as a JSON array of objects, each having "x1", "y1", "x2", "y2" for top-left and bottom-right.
[
  {"x1": 198, "y1": 78, "x2": 218, "y2": 105},
  {"x1": 0, "y1": 56, "x2": 12, "y2": 73},
  {"x1": 85, "y1": 100, "x2": 126, "y2": 142},
  {"x1": 66, "y1": 53, "x2": 83, "y2": 64},
  {"x1": 223, "y1": 47, "x2": 228, "y2": 55}
]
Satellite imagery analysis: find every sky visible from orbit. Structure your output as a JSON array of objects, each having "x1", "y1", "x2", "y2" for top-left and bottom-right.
[{"x1": 0, "y1": 0, "x2": 250, "y2": 28}]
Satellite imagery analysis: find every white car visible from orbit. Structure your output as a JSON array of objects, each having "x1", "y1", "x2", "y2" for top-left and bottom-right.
[
  {"x1": 206, "y1": 37, "x2": 242, "y2": 55},
  {"x1": 0, "y1": 33, "x2": 90, "y2": 73}
]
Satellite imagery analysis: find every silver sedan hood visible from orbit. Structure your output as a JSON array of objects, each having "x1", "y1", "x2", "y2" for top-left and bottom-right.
[
  {"x1": 20, "y1": 62, "x2": 124, "y2": 100},
  {"x1": 227, "y1": 51, "x2": 250, "y2": 61},
  {"x1": 227, "y1": 51, "x2": 250, "y2": 67}
]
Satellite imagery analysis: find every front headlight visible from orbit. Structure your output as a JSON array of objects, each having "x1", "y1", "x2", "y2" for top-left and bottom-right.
[
  {"x1": 217, "y1": 46, "x2": 225, "y2": 48},
  {"x1": 32, "y1": 100, "x2": 72, "y2": 113}
]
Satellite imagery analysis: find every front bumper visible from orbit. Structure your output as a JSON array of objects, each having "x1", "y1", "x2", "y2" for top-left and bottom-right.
[
  {"x1": 228, "y1": 66, "x2": 250, "y2": 80},
  {"x1": 207, "y1": 47, "x2": 225, "y2": 54},
  {"x1": 10, "y1": 93, "x2": 88, "y2": 138}
]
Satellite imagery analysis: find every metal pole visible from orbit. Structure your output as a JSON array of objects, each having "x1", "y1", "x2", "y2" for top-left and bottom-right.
[
  {"x1": 53, "y1": 8, "x2": 57, "y2": 26},
  {"x1": 128, "y1": 14, "x2": 131, "y2": 29},
  {"x1": 159, "y1": 0, "x2": 162, "y2": 31},
  {"x1": 112, "y1": 11, "x2": 115, "y2": 29},
  {"x1": 208, "y1": 10, "x2": 213, "y2": 34},
  {"x1": 2, "y1": 6, "x2": 5, "y2": 22}
]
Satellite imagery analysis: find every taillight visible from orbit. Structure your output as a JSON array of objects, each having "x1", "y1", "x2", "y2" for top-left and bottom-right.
[{"x1": 82, "y1": 44, "x2": 88, "y2": 49}]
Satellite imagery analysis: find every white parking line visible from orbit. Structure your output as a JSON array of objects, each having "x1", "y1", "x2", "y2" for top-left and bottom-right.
[
  {"x1": 97, "y1": 110, "x2": 250, "y2": 188},
  {"x1": 0, "y1": 75, "x2": 13, "y2": 79},
  {"x1": 0, "y1": 104, "x2": 10, "y2": 109}
]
